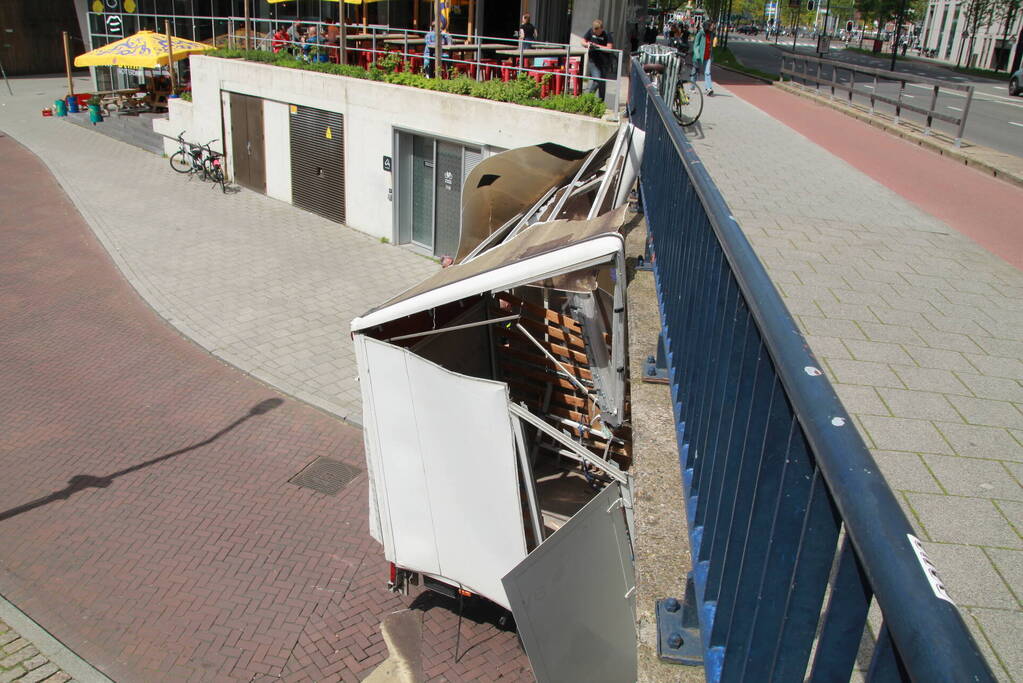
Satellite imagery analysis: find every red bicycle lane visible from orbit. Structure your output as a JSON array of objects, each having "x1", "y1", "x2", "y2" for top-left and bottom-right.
[{"x1": 711, "y1": 69, "x2": 1022, "y2": 271}]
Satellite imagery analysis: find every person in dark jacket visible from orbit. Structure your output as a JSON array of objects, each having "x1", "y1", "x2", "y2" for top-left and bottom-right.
[{"x1": 582, "y1": 19, "x2": 614, "y2": 101}]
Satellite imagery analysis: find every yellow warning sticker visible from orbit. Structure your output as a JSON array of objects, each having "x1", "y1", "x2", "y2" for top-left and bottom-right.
[
  {"x1": 325, "y1": 127, "x2": 333, "y2": 140},
  {"x1": 290, "y1": 105, "x2": 298, "y2": 114}
]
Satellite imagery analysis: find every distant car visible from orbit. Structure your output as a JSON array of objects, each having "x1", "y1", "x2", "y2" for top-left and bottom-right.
[
  {"x1": 1011, "y1": 68, "x2": 1022, "y2": 96},
  {"x1": 737, "y1": 25, "x2": 759, "y2": 35}
]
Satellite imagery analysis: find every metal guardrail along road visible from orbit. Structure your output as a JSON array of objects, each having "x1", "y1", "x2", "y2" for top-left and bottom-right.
[
  {"x1": 779, "y1": 53, "x2": 976, "y2": 146},
  {"x1": 629, "y1": 57, "x2": 996, "y2": 682}
]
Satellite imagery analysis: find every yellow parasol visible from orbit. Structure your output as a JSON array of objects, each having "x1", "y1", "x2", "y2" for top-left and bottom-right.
[{"x1": 73, "y1": 30, "x2": 213, "y2": 68}]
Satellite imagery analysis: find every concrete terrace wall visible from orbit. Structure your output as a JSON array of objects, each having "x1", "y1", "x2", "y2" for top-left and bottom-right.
[{"x1": 155, "y1": 55, "x2": 615, "y2": 242}]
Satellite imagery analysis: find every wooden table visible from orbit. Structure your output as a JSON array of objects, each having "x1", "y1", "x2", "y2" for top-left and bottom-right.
[
  {"x1": 346, "y1": 33, "x2": 406, "y2": 41},
  {"x1": 444, "y1": 43, "x2": 510, "y2": 53},
  {"x1": 494, "y1": 47, "x2": 587, "y2": 59}
]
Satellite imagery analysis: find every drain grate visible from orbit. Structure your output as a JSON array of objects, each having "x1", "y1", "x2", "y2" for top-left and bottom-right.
[{"x1": 289, "y1": 457, "x2": 361, "y2": 495}]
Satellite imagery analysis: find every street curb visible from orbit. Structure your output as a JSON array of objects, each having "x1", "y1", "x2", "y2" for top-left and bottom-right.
[
  {"x1": 0, "y1": 594, "x2": 115, "y2": 683},
  {"x1": 714, "y1": 61, "x2": 776, "y2": 85},
  {"x1": 772, "y1": 80, "x2": 1023, "y2": 190}
]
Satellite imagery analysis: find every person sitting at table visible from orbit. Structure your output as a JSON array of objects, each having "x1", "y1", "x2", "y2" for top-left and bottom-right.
[
  {"x1": 303, "y1": 26, "x2": 323, "y2": 61},
  {"x1": 424, "y1": 21, "x2": 452, "y2": 78},
  {"x1": 324, "y1": 17, "x2": 341, "y2": 45},
  {"x1": 271, "y1": 25, "x2": 289, "y2": 53}
]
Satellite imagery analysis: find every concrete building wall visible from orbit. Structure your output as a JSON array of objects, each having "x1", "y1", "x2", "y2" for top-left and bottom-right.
[
  {"x1": 921, "y1": 0, "x2": 1023, "y2": 71},
  {"x1": 155, "y1": 55, "x2": 614, "y2": 242},
  {"x1": 263, "y1": 100, "x2": 292, "y2": 203}
]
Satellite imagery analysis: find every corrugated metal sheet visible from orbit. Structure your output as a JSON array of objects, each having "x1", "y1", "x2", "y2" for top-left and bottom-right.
[{"x1": 290, "y1": 106, "x2": 346, "y2": 224}]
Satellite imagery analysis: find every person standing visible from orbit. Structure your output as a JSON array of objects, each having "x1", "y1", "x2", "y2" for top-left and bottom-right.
[
  {"x1": 582, "y1": 19, "x2": 614, "y2": 101},
  {"x1": 424, "y1": 21, "x2": 451, "y2": 78},
  {"x1": 692, "y1": 21, "x2": 715, "y2": 95},
  {"x1": 518, "y1": 13, "x2": 536, "y2": 46}
]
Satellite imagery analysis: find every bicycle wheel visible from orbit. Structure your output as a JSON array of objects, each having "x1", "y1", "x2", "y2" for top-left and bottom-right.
[
  {"x1": 169, "y1": 150, "x2": 192, "y2": 174},
  {"x1": 205, "y1": 157, "x2": 226, "y2": 193},
  {"x1": 672, "y1": 80, "x2": 703, "y2": 126}
]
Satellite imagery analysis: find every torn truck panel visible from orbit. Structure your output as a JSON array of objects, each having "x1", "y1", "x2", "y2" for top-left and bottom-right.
[
  {"x1": 502, "y1": 481, "x2": 637, "y2": 683},
  {"x1": 355, "y1": 336, "x2": 528, "y2": 609},
  {"x1": 456, "y1": 142, "x2": 592, "y2": 261},
  {"x1": 353, "y1": 123, "x2": 643, "y2": 682}
]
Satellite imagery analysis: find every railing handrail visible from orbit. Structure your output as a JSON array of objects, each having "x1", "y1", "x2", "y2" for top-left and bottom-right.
[
  {"x1": 779, "y1": 52, "x2": 975, "y2": 144},
  {"x1": 781, "y1": 51, "x2": 973, "y2": 91},
  {"x1": 630, "y1": 57, "x2": 995, "y2": 681}
]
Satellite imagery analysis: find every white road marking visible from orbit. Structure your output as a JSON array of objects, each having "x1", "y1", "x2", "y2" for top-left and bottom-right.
[
  {"x1": 947, "y1": 105, "x2": 962, "y2": 110},
  {"x1": 1009, "y1": 121, "x2": 1023, "y2": 127}
]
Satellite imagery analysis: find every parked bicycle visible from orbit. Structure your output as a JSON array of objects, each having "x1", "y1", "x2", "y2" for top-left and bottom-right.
[
  {"x1": 638, "y1": 44, "x2": 704, "y2": 126},
  {"x1": 169, "y1": 131, "x2": 227, "y2": 192},
  {"x1": 169, "y1": 131, "x2": 207, "y2": 177}
]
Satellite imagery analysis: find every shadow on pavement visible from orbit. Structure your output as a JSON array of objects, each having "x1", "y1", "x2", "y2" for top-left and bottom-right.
[{"x1": 0, "y1": 398, "x2": 283, "y2": 524}]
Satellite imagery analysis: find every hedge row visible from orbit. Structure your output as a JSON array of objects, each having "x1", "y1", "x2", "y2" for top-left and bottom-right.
[{"x1": 208, "y1": 48, "x2": 607, "y2": 118}]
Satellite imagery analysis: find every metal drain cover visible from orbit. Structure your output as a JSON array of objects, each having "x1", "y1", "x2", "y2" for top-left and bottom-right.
[{"x1": 290, "y1": 457, "x2": 361, "y2": 495}]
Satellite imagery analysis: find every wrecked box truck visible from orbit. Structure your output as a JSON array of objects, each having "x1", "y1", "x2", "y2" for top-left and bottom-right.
[{"x1": 351, "y1": 123, "x2": 644, "y2": 682}]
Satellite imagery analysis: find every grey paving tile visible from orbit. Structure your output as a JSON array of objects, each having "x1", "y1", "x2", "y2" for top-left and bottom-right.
[
  {"x1": 826, "y1": 359, "x2": 905, "y2": 389},
  {"x1": 996, "y1": 500, "x2": 1023, "y2": 538},
  {"x1": 877, "y1": 387, "x2": 959, "y2": 421},
  {"x1": 834, "y1": 384, "x2": 889, "y2": 416},
  {"x1": 956, "y1": 374, "x2": 1023, "y2": 403},
  {"x1": 804, "y1": 334, "x2": 853, "y2": 361},
  {"x1": 963, "y1": 355, "x2": 1023, "y2": 381},
  {"x1": 984, "y1": 548, "x2": 1023, "y2": 607},
  {"x1": 922, "y1": 455, "x2": 1023, "y2": 501},
  {"x1": 844, "y1": 339, "x2": 914, "y2": 365},
  {"x1": 903, "y1": 346, "x2": 977, "y2": 373},
  {"x1": 859, "y1": 415, "x2": 953, "y2": 454},
  {"x1": 946, "y1": 395, "x2": 1023, "y2": 430},
  {"x1": 798, "y1": 315, "x2": 866, "y2": 340},
  {"x1": 871, "y1": 450, "x2": 942, "y2": 493},
  {"x1": 938, "y1": 423, "x2": 1023, "y2": 462},
  {"x1": 966, "y1": 607, "x2": 1023, "y2": 681},
  {"x1": 921, "y1": 542, "x2": 1018, "y2": 609},
  {"x1": 893, "y1": 365, "x2": 973, "y2": 395},
  {"x1": 905, "y1": 493, "x2": 1022, "y2": 548},
  {"x1": 857, "y1": 321, "x2": 925, "y2": 346}
]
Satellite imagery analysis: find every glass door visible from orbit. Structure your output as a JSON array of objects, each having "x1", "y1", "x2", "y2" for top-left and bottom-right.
[{"x1": 411, "y1": 135, "x2": 435, "y2": 251}]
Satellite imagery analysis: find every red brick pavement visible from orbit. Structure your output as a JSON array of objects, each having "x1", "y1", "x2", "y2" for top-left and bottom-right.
[{"x1": 0, "y1": 133, "x2": 532, "y2": 682}]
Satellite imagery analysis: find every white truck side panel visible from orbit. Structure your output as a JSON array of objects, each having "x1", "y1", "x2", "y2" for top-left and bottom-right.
[{"x1": 360, "y1": 337, "x2": 528, "y2": 609}]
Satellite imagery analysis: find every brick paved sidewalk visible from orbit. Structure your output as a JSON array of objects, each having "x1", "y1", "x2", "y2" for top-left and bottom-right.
[
  {"x1": 0, "y1": 619, "x2": 71, "y2": 683},
  {"x1": 0, "y1": 132, "x2": 529, "y2": 682},
  {"x1": 0, "y1": 75, "x2": 436, "y2": 426},
  {"x1": 688, "y1": 70, "x2": 1022, "y2": 680}
]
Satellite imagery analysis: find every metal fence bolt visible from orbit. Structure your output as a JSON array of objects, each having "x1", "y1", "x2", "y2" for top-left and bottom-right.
[
  {"x1": 667, "y1": 632, "x2": 684, "y2": 649},
  {"x1": 664, "y1": 597, "x2": 681, "y2": 612}
]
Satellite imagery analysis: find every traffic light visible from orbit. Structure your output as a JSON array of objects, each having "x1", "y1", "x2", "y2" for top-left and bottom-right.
[
  {"x1": 847, "y1": 20, "x2": 854, "y2": 31},
  {"x1": 807, "y1": 0, "x2": 815, "y2": 10}
]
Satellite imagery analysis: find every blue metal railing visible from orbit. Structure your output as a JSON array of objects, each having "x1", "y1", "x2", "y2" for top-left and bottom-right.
[{"x1": 629, "y1": 58, "x2": 996, "y2": 683}]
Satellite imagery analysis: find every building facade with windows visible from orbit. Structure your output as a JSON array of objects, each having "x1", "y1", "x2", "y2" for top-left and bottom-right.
[{"x1": 919, "y1": 0, "x2": 1023, "y2": 73}]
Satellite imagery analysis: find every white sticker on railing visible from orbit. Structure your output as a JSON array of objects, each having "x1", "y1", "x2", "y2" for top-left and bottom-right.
[
  {"x1": 907, "y1": 534, "x2": 955, "y2": 604},
  {"x1": 804, "y1": 366, "x2": 823, "y2": 377},
  {"x1": 831, "y1": 417, "x2": 846, "y2": 427}
]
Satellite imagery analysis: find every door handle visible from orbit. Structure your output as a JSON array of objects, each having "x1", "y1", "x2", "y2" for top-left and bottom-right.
[{"x1": 247, "y1": 141, "x2": 251, "y2": 156}]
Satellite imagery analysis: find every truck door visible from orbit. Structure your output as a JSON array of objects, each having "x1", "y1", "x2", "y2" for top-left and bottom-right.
[
  {"x1": 502, "y1": 482, "x2": 637, "y2": 683},
  {"x1": 357, "y1": 337, "x2": 528, "y2": 609}
]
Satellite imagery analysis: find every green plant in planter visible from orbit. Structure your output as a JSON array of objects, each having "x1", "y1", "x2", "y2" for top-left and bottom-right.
[{"x1": 87, "y1": 95, "x2": 102, "y2": 107}]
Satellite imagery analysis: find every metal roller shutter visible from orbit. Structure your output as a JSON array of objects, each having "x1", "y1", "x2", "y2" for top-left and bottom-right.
[{"x1": 290, "y1": 106, "x2": 346, "y2": 224}]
